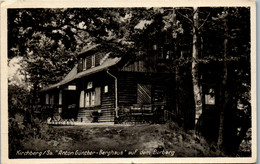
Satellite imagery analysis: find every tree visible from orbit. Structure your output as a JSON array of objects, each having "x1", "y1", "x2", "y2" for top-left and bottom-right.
[
  {"x1": 198, "y1": 7, "x2": 251, "y2": 152},
  {"x1": 8, "y1": 7, "x2": 251, "y2": 154},
  {"x1": 217, "y1": 8, "x2": 229, "y2": 148},
  {"x1": 191, "y1": 7, "x2": 203, "y2": 129}
]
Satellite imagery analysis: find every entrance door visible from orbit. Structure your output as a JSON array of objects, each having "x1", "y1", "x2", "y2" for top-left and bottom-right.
[{"x1": 62, "y1": 90, "x2": 78, "y2": 119}]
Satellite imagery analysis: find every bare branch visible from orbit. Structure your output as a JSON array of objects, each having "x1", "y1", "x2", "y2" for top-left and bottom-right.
[
  {"x1": 198, "y1": 12, "x2": 211, "y2": 30},
  {"x1": 176, "y1": 10, "x2": 201, "y2": 31},
  {"x1": 176, "y1": 10, "x2": 193, "y2": 24}
]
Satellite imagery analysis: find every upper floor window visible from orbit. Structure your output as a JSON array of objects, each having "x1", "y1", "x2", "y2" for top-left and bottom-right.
[
  {"x1": 153, "y1": 44, "x2": 170, "y2": 60},
  {"x1": 158, "y1": 46, "x2": 164, "y2": 59},
  {"x1": 78, "y1": 54, "x2": 97, "y2": 72}
]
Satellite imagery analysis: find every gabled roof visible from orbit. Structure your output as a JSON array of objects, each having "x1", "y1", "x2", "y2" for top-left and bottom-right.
[
  {"x1": 41, "y1": 55, "x2": 121, "y2": 91},
  {"x1": 75, "y1": 57, "x2": 121, "y2": 79},
  {"x1": 41, "y1": 64, "x2": 78, "y2": 91}
]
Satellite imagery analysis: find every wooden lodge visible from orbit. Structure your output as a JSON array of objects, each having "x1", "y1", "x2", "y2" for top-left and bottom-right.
[
  {"x1": 39, "y1": 44, "x2": 177, "y2": 124},
  {"x1": 39, "y1": 43, "x2": 220, "y2": 139}
]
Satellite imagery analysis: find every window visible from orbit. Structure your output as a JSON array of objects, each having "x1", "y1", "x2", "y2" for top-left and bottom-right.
[
  {"x1": 91, "y1": 54, "x2": 95, "y2": 67},
  {"x1": 153, "y1": 43, "x2": 172, "y2": 60},
  {"x1": 104, "y1": 85, "x2": 108, "y2": 93},
  {"x1": 68, "y1": 85, "x2": 76, "y2": 90},
  {"x1": 87, "y1": 81, "x2": 93, "y2": 89},
  {"x1": 205, "y1": 88, "x2": 215, "y2": 105},
  {"x1": 83, "y1": 87, "x2": 101, "y2": 107},
  {"x1": 205, "y1": 94, "x2": 215, "y2": 105}
]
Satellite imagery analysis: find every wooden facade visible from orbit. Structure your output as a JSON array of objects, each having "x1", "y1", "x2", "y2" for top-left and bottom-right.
[
  {"x1": 76, "y1": 72, "x2": 116, "y2": 123},
  {"x1": 37, "y1": 41, "x2": 231, "y2": 145},
  {"x1": 40, "y1": 44, "x2": 178, "y2": 124}
]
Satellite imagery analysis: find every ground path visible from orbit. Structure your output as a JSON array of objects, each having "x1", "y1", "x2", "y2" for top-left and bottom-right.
[{"x1": 21, "y1": 123, "x2": 223, "y2": 157}]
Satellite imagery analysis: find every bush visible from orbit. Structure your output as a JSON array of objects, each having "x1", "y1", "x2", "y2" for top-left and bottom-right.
[
  {"x1": 8, "y1": 84, "x2": 30, "y2": 118},
  {"x1": 9, "y1": 117, "x2": 24, "y2": 157},
  {"x1": 9, "y1": 109, "x2": 52, "y2": 158}
]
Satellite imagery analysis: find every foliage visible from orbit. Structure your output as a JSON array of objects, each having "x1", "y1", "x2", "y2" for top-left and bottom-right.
[
  {"x1": 8, "y1": 7, "x2": 251, "y2": 154},
  {"x1": 9, "y1": 115, "x2": 53, "y2": 158},
  {"x1": 8, "y1": 84, "x2": 30, "y2": 117},
  {"x1": 8, "y1": 84, "x2": 52, "y2": 157}
]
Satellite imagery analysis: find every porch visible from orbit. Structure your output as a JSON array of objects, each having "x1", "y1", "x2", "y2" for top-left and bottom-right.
[
  {"x1": 116, "y1": 104, "x2": 166, "y2": 124},
  {"x1": 33, "y1": 103, "x2": 168, "y2": 125}
]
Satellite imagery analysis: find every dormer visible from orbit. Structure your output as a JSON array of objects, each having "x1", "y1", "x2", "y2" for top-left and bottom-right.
[{"x1": 77, "y1": 45, "x2": 100, "y2": 72}]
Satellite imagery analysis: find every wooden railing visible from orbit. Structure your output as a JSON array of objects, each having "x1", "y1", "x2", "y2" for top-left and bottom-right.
[
  {"x1": 31, "y1": 104, "x2": 76, "y2": 125},
  {"x1": 117, "y1": 104, "x2": 165, "y2": 124}
]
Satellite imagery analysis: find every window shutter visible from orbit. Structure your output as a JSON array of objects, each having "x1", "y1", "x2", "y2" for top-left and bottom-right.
[
  {"x1": 95, "y1": 87, "x2": 101, "y2": 105},
  {"x1": 83, "y1": 58, "x2": 87, "y2": 70},
  {"x1": 137, "y1": 84, "x2": 152, "y2": 104},
  {"x1": 79, "y1": 90, "x2": 84, "y2": 108},
  {"x1": 85, "y1": 92, "x2": 90, "y2": 107}
]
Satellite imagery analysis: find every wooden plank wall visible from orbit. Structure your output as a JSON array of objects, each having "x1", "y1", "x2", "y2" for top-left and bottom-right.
[
  {"x1": 74, "y1": 71, "x2": 177, "y2": 124},
  {"x1": 121, "y1": 60, "x2": 148, "y2": 72},
  {"x1": 116, "y1": 72, "x2": 138, "y2": 106},
  {"x1": 116, "y1": 71, "x2": 175, "y2": 107},
  {"x1": 76, "y1": 72, "x2": 115, "y2": 123}
]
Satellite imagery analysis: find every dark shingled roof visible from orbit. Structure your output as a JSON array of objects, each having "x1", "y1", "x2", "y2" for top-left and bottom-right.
[
  {"x1": 41, "y1": 56, "x2": 121, "y2": 91},
  {"x1": 77, "y1": 44, "x2": 101, "y2": 57}
]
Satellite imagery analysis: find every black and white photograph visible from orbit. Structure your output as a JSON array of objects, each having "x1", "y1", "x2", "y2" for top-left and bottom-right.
[{"x1": 1, "y1": 0, "x2": 256, "y2": 163}]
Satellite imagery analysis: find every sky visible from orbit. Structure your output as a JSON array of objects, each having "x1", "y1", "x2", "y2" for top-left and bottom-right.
[{"x1": 8, "y1": 56, "x2": 25, "y2": 86}]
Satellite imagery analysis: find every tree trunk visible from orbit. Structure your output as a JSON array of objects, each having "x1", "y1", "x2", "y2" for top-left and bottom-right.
[
  {"x1": 191, "y1": 8, "x2": 203, "y2": 130},
  {"x1": 217, "y1": 9, "x2": 229, "y2": 147}
]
